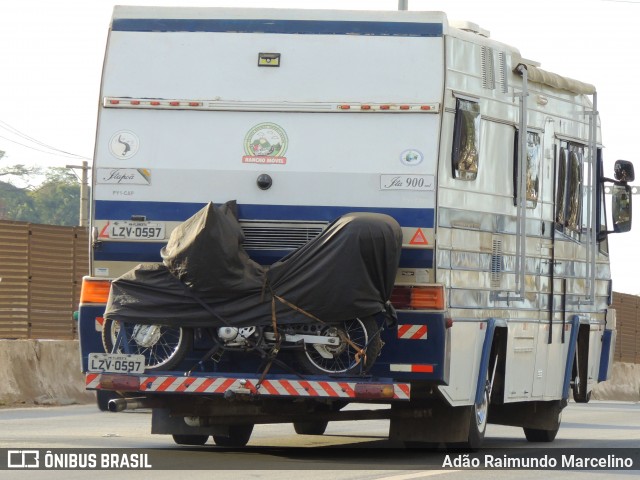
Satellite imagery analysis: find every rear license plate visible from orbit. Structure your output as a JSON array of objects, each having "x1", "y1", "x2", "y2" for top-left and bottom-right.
[
  {"x1": 107, "y1": 221, "x2": 165, "y2": 240},
  {"x1": 88, "y1": 353, "x2": 146, "y2": 374}
]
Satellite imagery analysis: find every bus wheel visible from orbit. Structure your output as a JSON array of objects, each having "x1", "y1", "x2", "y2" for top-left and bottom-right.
[
  {"x1": 172, "y1": 434, "x2": 209, "y2": 446},
  {"x1": 212, "y1": 424, "x2": 254, "y2": 447},
  {"x1": 293, "y1": 421, "x2": 328, "y2": 435},
  {"x1": 466, "y1": 388, "x2": 489, "y2": 449},
  {"x1": 524, "y1": 409, "x2": 561, "y2": 442}
]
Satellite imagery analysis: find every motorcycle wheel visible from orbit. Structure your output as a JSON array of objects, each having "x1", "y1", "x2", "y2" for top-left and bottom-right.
[
  {"x1": 102, "y1": 319, "x2": 192, "y2": 371},
  {"x1": 295, "y1": 316, "x2": 382, "y2": 375}
]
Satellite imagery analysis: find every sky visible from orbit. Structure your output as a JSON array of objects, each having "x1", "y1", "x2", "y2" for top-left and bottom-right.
[{"x1": 0, "y1": 0, "x2": 638, "y2": 293}]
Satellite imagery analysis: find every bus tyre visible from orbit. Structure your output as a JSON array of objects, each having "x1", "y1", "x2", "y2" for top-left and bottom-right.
[
  {"x1": 464, "y1": 376, "x2": 490, "y2": 450},
  {"x1": 523, "y1": 426, "x2": 559, "y2": 442},
  {"x1": 172, "y1": 434, "x2": 209, "y2": 446},
  {"x1": 572, "y1": 375, "x2": 592, "y2": 403},
  {"x1": 293, "y1": 421, "x2": 329, "y2": 435},
  {"x1": 212, "y1": 424, "x2": 254, "y2": 447},
  {"x1": 524, "y1": 409, "x2": 561, "y2": 442}
]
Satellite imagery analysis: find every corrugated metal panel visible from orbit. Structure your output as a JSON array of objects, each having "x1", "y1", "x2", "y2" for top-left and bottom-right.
[
  {"x1": 0, "y1": 221, "x2": 89, "y2": 340},
  {"x1": 0, "y1": 221, "x2": 29, "y2": 338},
  {"x1": 611, "y1": 292, "x2": 639, "y2": 364}
]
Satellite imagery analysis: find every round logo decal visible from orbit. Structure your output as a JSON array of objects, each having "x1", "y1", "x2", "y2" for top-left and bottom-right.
[
  {"x1": 243, "y1": 123, "x2": 288, "y2": 160},
  {"x1": 400, "y1": 149, "x2": 424, "y2": 166},
  {"x1": 109, "y1": 131, "x2": 139, "y2": 160}
]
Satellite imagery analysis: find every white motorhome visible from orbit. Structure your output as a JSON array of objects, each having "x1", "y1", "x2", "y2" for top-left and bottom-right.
[{"x1": 78, "y1": 6, "x2": 634, "y2": 448}]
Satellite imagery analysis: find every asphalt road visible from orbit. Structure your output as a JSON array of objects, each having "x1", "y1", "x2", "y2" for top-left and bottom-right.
[{"x1": 0, "y1": 400, "x2": 638, "y2": 479}]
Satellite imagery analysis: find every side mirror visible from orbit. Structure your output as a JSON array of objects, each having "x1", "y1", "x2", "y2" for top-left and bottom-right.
[
  {"x1": 612, "y1": 184, "x2": 632, "y2": 233},
  {"x1": 614, "y1": 160, "x2": 635, "y2": 183}
]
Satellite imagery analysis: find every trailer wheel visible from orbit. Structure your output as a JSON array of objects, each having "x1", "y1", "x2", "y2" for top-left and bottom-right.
[
  {"x1": 293, "y1": 421, "x2": 329, "y2": 435},
  {"x1": 172, "y1": 434, "x2": 209, "y2": 446},
  {"x1": 212, "y1": 424, "x2": 254, "y2": 447},
  {"x1": 102, "y1": 319, "x2": 192, "y2": 371},
  {"x1": 295, "y1": 316, "x2": 381, "y2": 375}
]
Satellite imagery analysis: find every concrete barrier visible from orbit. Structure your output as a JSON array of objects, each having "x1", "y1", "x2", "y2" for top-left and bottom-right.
[
  {"x1": 592, "y1": 362, "x2": 640, "y2": 402},
  {"x1": 0, "y1": 339, "x2": 94, "y2": 406},
  {"x1": 0, "y1": 339, "x2": 638, "y2": 406}
]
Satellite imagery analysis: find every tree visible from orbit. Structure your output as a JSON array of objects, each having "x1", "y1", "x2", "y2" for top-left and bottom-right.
[
  {"x1": 0, "y1": 181, "x2": 37, "y2": 221},
  {"x1": 0, "y1": 166, "x2": 80, "y2": 225}
]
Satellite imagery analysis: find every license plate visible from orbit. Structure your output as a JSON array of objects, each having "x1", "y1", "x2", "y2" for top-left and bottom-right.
[
  {"x1": 88, "y1": 353, "x2": 146, "y2": 374},
  {"x1": 107, "y1": 221, "x2": 165, "y2": 240}
]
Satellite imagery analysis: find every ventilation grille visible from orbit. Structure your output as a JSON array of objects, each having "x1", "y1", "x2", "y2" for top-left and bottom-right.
[
  {"x1": 481, "y1": 46, "x2": 496, "y2": 90},
  {"x1": 498, "y1": 51, "x2": 508, "y2": 93},
  {"x1": 240, "y1": 220, "x2": 327, "y2": 250},
  {"x1": 491, "y1": 237, "x2": 503, "y2": 288}
]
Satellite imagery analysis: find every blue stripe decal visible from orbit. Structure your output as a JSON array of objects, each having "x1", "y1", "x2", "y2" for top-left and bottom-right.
[
  {"x1": 94, "y1": 241, "x2": 433, "y2": 268},
  {"x1": 111, "y1": 18, "x2": 443, "y2": 37},
  {"x1": 95, "y1": 200, "x2": 435, "y2": 227}
]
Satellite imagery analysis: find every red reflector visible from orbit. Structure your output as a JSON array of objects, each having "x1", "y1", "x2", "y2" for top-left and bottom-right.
[
  {"x1": 354, "y1": 383, "x2": 395, "y2": 399},
  {"x1": 411, "y1": 364, "x2": 434, "y2": 373},
  {"x1": 99, "y1": 374, "x2": 140, "y2": 391},
  {"x1": 109, "y1": 99, "x2": 120, "y2": 105},
  {"x1": 130, "y1": 100, "x2": 140, "y2": 105},
  {"x1": 189, "y1": 102, "x2": 201, "y2": 106},
  {"x1": 400, "y1": 105, "x2": 410, "y2": 110},
  {"x1": 420, "y1": 105, "x2": 431, "y2": 111},
  {"x1": 361, "y1": 105, "x2": 371, "y2": 110},
  {"x1": 339, "y1": 105, "x2": 351, "y2": 110},
  {"x1": 150, "y1": 101, "x2": 160, "y2": 106},
  {"x1": 445, "y1": 318, "x2": 454, "y2": 329},
  {"x1": 380, "y1": 105, "x2": 391, "y2": 110},
  {"x1": 169, "y1": 101, "x2": 180, "y2": 106}
]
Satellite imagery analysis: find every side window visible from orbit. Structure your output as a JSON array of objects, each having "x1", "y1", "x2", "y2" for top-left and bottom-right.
[
  {"x1": 452, "y1": 98, "x2": 480, "y2": 180},
  {"x1": 555, "y1": 142, "x2": 584, "y2": 234},
  {"x1": 566, "y1": 149, "x2": 583, "y2": 231},
  {"x1": 513, "y1": 130, "x2": 541, "y2": 208},
  {"x1": 555, "y1": 148, "x2": 567, "y2": 225}
]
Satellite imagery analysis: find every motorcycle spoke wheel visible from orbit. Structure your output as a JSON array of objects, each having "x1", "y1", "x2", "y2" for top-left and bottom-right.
[
  {"x1": 102, "y1": 319, "x2": 192, "y2": 371},
  {"x1": 295, "y1": 316, "x2": 381, "y2": 375}
]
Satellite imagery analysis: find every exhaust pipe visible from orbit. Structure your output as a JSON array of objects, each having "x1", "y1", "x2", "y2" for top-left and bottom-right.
[{"x1": 108, "y1": 397, "x2": 153, "y2": 412}]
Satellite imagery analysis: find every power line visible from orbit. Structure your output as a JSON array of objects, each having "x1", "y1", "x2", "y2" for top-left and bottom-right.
[{"x1": 0, "y1": 120, "x2": 91, "y2": 161}]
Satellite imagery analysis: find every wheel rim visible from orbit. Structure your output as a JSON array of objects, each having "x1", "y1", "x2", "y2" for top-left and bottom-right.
[
  {"x1": 111, "y1": 321, "x2": 184, "y2": 368},
  {"x1": 475, "y1": 387, "x2": 489, "y2": 434},
  {"x1": 302, "y1": 318, "x2": 369, "y2": 374}
]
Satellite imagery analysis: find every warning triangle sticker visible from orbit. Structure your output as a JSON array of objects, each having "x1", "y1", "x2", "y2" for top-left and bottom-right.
[{"x1": 409, "y1": 228, "x2": 428, "y2": 245}]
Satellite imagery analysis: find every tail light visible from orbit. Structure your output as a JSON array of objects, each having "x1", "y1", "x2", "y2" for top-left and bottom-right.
[
  {"x1": 80, "y1": 277, "x2": 112, "y2": 304},
  {"x1": 390, "y1": 285, "x2": 445, "y2": 310}
]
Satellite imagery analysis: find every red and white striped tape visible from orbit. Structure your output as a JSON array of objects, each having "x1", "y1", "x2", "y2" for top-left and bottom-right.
[
  {"x1": 397, "y1": 324, "x2": 428, "y2": 340},
  {"x1": 86, "y1": 373, "x2": 410, "y2": 400}
]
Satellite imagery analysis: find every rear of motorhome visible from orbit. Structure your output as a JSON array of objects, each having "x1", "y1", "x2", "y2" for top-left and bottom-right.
[{"x1": 78, "y1": 6, "x2": 634, "y2": 448}]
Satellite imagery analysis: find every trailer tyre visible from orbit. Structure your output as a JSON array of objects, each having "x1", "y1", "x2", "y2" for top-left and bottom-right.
[
  {"x1": 212, "y1": 424, "x2": 254, "y2": 447},
  {"x1": 172, "y1": 434, "x2": 209, "y2": 446},
  {"x1": 102, "y1": 319, "x2": 192, "y2": 371},
  {"x1": 293, "y1": 421, "x2": 329, "y2": 435}
]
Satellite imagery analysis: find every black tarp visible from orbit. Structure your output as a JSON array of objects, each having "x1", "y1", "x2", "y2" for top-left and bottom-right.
[{"x1": 104, "y1": 202, "x2": 402, "y2": 328}]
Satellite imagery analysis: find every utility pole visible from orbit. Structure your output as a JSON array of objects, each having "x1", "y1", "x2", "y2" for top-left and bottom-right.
[{"x1": 66, "y1": 161, "x2": 90, "y2": 227}]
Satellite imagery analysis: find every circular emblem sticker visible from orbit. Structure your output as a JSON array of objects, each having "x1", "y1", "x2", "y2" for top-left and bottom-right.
[
  {"x1": 400, "y1": 149, "x2": 423, "y2": 166},
  {"x1": 109, "y1": 131, "x2": 139, "y2": 160},
  {"x1": 243, "y1": 123, "x2": 288, "y2": 164}
]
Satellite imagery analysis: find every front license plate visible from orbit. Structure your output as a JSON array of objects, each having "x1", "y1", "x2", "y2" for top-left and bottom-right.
[
  {"x1": 107, "y1": 221, "x2": 165, "y2": 240},
  {"x1": 88, "y1": 353, "x2": 146, "y2": 374}
]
